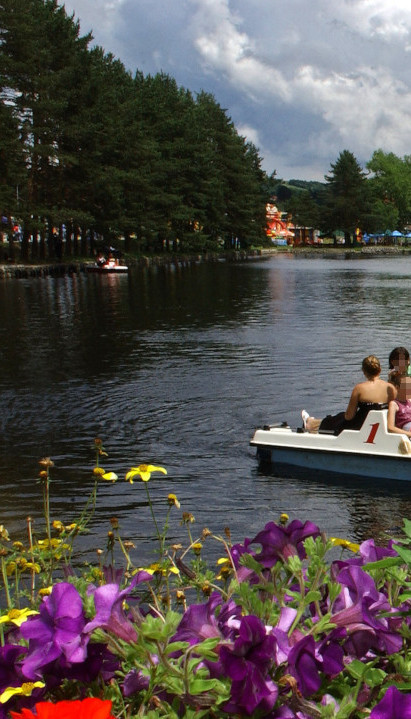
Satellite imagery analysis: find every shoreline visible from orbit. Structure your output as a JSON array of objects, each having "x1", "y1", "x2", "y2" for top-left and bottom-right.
[{"x1": 0, "y1": 245, "x2": 409, "y2": 279}]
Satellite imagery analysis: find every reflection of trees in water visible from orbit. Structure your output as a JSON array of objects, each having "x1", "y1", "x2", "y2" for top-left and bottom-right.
[
  {"x1": 256, "y1": 464, "x2": 411, "y2": 547},
  {"x1": 346, "y1": 483, "x2": 411, "y2": 544},
  {"x1": 0, "y1": 263, "x2": 273, "y2": 383}
]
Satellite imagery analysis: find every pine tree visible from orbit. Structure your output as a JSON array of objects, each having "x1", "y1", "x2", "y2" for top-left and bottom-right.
[{"x1": 322, "y1": 150, "x2": 368, "y2": 245}]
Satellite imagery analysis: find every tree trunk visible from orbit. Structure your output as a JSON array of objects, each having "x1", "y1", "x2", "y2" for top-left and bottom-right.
[
  {"x1": 39, "y1": 224, "x2": 46, "y2": 260},
  {"x1": 73, "y1": 226, "x2": 79, "y2": 256},
  {"x1": 47, "y1": 218, "x2": 55, "y2": 258},
  {"x1": 21, "y1": 225, "x2": 30, "y2": 262},
  {"x1": 7, "y1": 216, "x2": 15, "y2": 262},
  {"x1": 80, "y1": 226, "x2": 87, "y2": 256},
  {"x1": 65, "y1": 220, "x2": 72, "y2": 256},
  {"x1": 89, "y1": 229, "x2": 95, "y2": 256},
  {"x1": 31, "y1": 228, "x2": 39, "y2": 261}
]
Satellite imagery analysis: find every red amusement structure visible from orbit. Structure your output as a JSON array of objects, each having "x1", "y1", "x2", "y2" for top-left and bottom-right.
[{"x1": 266, "y1": 201, "x2": 295, "y2": 244}]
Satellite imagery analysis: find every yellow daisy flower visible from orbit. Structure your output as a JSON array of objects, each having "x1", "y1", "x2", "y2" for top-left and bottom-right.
[
  {"x1": 330, "y1": 537, "x2": 360, "y2": 553},
  {"x1": 102, "y1": 471, "x2": 118, "y2": 481},
  {"x1": 0, "y1": 526, "x2": 10, "y2": 541},
  {"x1": 0, "y1": 607, "x2": 39, "y2": 626},
  {"x1": 167, "y1": 493, "x2": 180, "y2": 508},
  {"x1": 125, "y1": 464, "x2": 167, "y2": 483},
  {"x1": 0, "y1": 681, "x2": 45, "y2": 703}
]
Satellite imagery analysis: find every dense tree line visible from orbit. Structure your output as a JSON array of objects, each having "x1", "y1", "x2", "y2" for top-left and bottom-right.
[
  {"x1": 0, "y1": 0, "x2": 268, "y2": 260},
  {"x1": 275, "y1": 149, "x2": 411, "y2": 245}
]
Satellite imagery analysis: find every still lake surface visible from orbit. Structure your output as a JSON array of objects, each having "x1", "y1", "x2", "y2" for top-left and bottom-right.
[{"x1": 2, "y1": 254, "x2": 411, "y2": 565}]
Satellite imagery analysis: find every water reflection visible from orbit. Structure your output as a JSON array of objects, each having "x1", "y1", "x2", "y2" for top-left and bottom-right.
[
  {"x1": 256, "y1": 461, "x2": 411, "y2": 544},
  {"x1": 1, "y1": 256, "x2": 411, "y2": 562}
]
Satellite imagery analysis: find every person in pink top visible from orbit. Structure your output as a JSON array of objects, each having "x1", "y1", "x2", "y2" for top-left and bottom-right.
[{"x1": 387, "y1": 372, "x2": 411, "y2": 437}]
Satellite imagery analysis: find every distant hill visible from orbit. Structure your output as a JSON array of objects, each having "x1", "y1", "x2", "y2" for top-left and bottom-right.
[{"x1": 274, "y1": 180, "x2": 327, "y2": 206}]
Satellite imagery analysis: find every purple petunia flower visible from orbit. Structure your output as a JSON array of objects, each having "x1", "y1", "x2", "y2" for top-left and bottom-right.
[
  {"x1": 219, "y1": 615, "x2": 278, "y2": 715},
  {"x1": 21, "y1": 582, "x2": 89, "y2": 680},
  {"x1": 287, "y1": 635, "x2": 322, "y2": 697},
  {"x1": 172, "y1": 592, "x2": 242, "y2": 647},
  {"x1": 56, "y1": 642, "x2": 119, "y2": 682},
  {"x1": 370, "y1": 685, "x2": 411, "y2": 718},
  {"x1": 287, "y1": 633, "x2": 344, "y2": 698},
  {"x1": 270, "y1": 607, "x2": 298, "y2": 665},
  {"x1": 84, "y1": 571, "x2": 152, "y2": 642},
  {"x1": 0, "y1": 644, "x2": 27, "y2": 691},
  {"x1": 331, "y1": 565, "x2": 402, "y2": 658},
  {"x1": 250, "y1": 519, "x2": 321, "y2": 568},
  {"x1": 230, "y1": 537, "x2": 261, "y2": 583},
  {"x1": 123, "y1": 669, "x2": 150, "y2": 696}
]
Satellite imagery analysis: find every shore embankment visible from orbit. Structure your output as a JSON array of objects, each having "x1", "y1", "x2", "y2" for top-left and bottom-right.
[
  {"x1": 0, "y1": 245, "x2": 409, "y2": 278},
  {"x1": 0, "y1": 250, "x2": 264, "y2": 279}
]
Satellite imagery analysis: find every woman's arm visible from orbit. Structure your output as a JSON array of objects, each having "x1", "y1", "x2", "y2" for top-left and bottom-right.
[
  {"x1": 344, "y1": 385, "x2": 359, "y2": 420},
  {"x1": 387, "y1": 401, "x2": 411, "y2": 436}
]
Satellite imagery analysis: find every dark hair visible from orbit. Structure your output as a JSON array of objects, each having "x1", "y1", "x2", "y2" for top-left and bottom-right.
[
  {"x1": 389, "y1": 346, "x2": 410, "y2": 368},
  {"x1": 389, "y1": 370, "x2": 403, "y2": 389}
]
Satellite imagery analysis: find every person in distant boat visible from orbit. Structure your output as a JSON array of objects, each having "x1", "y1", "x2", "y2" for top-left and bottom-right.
[
  {"x1": 388, "y1": 346, "x2": 411, "y2": 379},
  {"x1": 96, "y1": 251, "x2": 106, "y2": 266},
  {"x1": 387, "y1": 372, "x2": 411, "y2": 438},
  {"x1": 302, "y1": 355, "x2": 396, "y2": 434},
  {"x1": 106, "y1": 251, "x2": 116, "y2": 267}
]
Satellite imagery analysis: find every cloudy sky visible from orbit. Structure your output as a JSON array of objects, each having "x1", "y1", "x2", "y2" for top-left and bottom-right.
[{"x1": 62, "y1": 0, "x2": 411, "y2": 181}]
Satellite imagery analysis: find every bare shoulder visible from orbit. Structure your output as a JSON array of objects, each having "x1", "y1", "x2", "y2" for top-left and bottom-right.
[
  {"x1": 387, "y1": 383, "x2": 397, "y2": 400},
  {"x1": 353, "y1": 382, "x2": 365, "y2": 394},
  {"x1": 351, "y1": 381, "x2": 362, "y2": 394}
]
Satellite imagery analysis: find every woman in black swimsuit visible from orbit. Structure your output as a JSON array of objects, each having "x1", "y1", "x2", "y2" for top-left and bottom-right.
[{"x1": 302, "y1": 355, "x2": 396, "y2": 434}]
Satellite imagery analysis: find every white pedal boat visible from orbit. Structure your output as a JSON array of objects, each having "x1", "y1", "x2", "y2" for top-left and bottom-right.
[
  {"x1": 250, "y1": 409, "x2": 411, "y2": 481},
  {"x1": 87, "y1": 261, "x2": 128, "y2": 273}
]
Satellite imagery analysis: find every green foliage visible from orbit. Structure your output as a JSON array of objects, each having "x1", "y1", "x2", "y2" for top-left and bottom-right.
[
  {"x1": 367, "y1": 150, "x2": 411, "y2": 228},
  {"x1": 321, "y1": 150, "x2": 369, "y2": 241},
  {"x1": 0, "y1": 0, "x2": 269, "y2": 258},
  {"x1": 5, "y1": 445, "x2": 411, "y2": 718}
]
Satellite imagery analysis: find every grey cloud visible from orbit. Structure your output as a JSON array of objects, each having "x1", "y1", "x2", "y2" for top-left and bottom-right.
[{"x1": 62, "y1": 0, "x2": 411, "y2": 180}]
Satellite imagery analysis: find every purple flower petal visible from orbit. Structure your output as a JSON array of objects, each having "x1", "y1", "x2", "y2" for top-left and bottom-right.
[
  {"x1": 370, "y1": 686, "x2": 411, "y2": 719},
  {"x1": 21, "y1": 583, "x2": 88, "y2": 679}
]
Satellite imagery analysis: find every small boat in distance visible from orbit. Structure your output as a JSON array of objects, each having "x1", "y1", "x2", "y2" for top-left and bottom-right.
[
  {"x1": 86, "y1": 259, "x2": 128, "y2": 273},
  {"x1": 86, "y1": 249, "x2": 128, "y2": 273},
  {"x1": 250, "y1": 409, "x2": 411, "y2": 482}
]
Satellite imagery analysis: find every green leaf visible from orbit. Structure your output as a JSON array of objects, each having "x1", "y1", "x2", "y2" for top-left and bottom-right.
[
  {"x1": 165, "y1": 641, "x2": 190, "y2": 655},
  {"x1": 240, "y1": 553, "x2": 263, "y2": 574},
  {"x1": 346, "y1": 659, "x2": 368, "y2": 679},
  {"x1": 304, "y1": 590, "x2": 322, "y2": 604},
  {"x1": 139, "y1": 611, "x2": 180, "y2": 641},
  {"x1": 364, "y1": 556, "x2": 401, "y2": 570},
  {"x1": 189, "y1": 677, "x2": 224, "y2": 693},
  {"x1": 189, "y1": 637, "x2": 220, "y2": 659},
  {"x1": 403, "y1": 518, "x2": 411, "y2": 539},
  {"x1": 363, "y1": 667, "x2": 387, "y2": 687},
  {"x1": 393, "y1": 544, "x2": 411, "y2": 565}
]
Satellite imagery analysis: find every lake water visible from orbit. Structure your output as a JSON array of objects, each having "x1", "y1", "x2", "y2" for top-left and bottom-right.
[{"x1": 2, "y1": 254, "x2": 411, "y2": 565}]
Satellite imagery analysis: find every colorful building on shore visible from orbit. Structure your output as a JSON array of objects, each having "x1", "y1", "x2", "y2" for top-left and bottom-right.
[{"x1": 266, "y1": 201, "x2": 295, "y2": 244}]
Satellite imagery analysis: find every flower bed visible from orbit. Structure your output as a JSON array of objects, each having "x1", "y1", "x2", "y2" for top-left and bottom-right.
[{"x1": 1, "y1": 442, "x2": 411, "y2": 718}]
